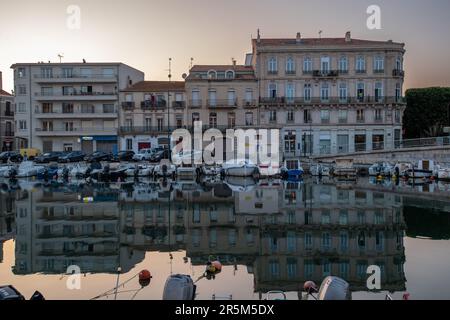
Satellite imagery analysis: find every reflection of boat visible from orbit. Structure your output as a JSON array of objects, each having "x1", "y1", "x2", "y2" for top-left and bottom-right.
[
  {"x1": 281, "y1": 159, "x2": 304, "y2": 179},
  {"x1": 224, "y1": 176, "x2": 257, "y2": 192},
  {"x1": 303, "y1": 276, "x2": 351, "y2": 300},
  {"x1": 162, "y1": 274, "x2": 196, "y2": 300},
  {"x1": 222, "y1": 159, "x2": 258, "y2": 177},
  {"x1": 0, "y1": 164, "x2": 17, "y2": 178}
]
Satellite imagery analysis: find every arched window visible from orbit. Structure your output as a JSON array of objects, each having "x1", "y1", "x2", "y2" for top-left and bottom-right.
[
  {"x1": 207, "y1": 70, "x2": 217, "y2": 79},
  {"x1": 225, "y1": 70, "x2": 234, "y2": 79},
  {"x1": 286, "y1": 57, "x2": 295, "y2": 74},
  {"x1": 268, "y1": 57, "x2": 277, "y2": 74},
  {"x1": 356, "y1": 56, "x2": 366, "y2": 73},
  {"x1": 339, "y1": 56, "x2": 348, "y2": 73},
  {"x1": 268, "y1": 83, "x2": 277, "y2": 98},
  {"x1": 209, "y1": 112, "x2": 217, "y2": 128},
  {"x1": 303, "y1": 57, "x2": 312, "y2": 73}
]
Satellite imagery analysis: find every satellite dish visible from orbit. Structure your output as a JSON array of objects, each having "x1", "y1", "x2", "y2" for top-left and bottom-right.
[{"x1": 182, "y1": 73, "x2": 187, "y2": 79}]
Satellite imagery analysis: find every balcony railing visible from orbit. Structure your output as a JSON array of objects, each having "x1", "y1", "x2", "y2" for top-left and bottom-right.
[
  {"x1": 2, "y1": 131, "x2": 14, "y2": 137},
  {"x1": 34, "y1": 73, "x2": 117, "y2": 80},
  {"x1": 35, "y1": 127, "x2": 117, "y2": 134},
  {"x1": 36, "y1": 92, "x2": 117, "y2": 97},
  {"x1": 3, "y1": 111, "x2": 14, "y2": 117},
  {"x1": 172, "y1": 101, "x2": 186, "y2": 109},
  {"x1": 119, "y1": 124, "x2": 260, "y2": 135},
  {"x1": 207, "y1": 99, "x2": 238, "y2": 108},
  {"x1": 373, "y1": 69, "x2": 385, "y2": 74},
  {"x1": 140, "y1": 100, "x2": 167, "y2": 110},
  {"x1": 242, "y1": 99, "x2": 257, "y2": 108},
  {"x1": 393, "y1": 69, "x2": 405, "y2": 77},
  {"x1": 312, "y1": 70, "x2": 339, "y2": 78},
  {"x1": 259, "y1": 96, "x2": 406, "y2": 105},
  {"x1": 267, "y1": 70, "x2": 278, "y2": 75},
  {"x1": 285, "y1": 70, "x2": 296, "y2": 75},
  {"x1": 35, "y1": 108, "x2": 117, "y2": 116},
  {"x1": 121, "y1": 102, "x2": 135, "y2": 110},
  {"x1": 188, "y1": 99, "x2": 202, "y2": 108}
]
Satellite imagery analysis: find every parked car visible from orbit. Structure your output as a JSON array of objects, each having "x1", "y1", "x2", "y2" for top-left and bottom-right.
[
  {"x1": 113, "y1": 150, "x2": 135, "y2": 162},
  {"x1": 85, "y1": 151, "x2": 113, "y2": 163},
  {"x1": 132, "y1": 148, "x2": 153, "y2": 161},
  {"x1": 58, "y1": 151, "x2": 86, "y2": 163},
  {"x1": 0, "y1": 151, "x2": 23, "y2": 163},
  {"x1": 35, "y1": 152, "x2": 66, "y2": 164},
  {"x1": 150, "y1": 149, "x2": 170, "y2": 162}
]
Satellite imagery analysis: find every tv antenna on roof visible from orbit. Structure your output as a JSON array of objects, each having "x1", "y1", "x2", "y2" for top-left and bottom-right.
[
  {"x1": 57, "y1": 53, "x2": 64, "y2": 63},
  {"x1": 189, "y1": 57, "x2": 194, "y2": 69}
]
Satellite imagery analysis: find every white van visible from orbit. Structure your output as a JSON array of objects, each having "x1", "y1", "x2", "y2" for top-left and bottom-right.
[{"x1": 132, "y1": 148, "x2": 153, "y2": 161}]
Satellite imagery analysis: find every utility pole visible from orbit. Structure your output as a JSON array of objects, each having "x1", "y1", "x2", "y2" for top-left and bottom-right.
[{"x1": 167, "y1": 58, "x2": 172, "y2": 160}]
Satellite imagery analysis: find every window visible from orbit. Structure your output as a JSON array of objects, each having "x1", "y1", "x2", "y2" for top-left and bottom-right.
[
  {"x1": 225, "y1": 70, "x2": 234, "y2": 79},
  {"x1": 19, "y1": 120, "x2": 27, "y2": 130},
  {"x1": 375, "y1": 82, "x2": 383, "y2": 102},
  {"x1": 286, "y1": 83, "x2": 295, "y2": 102},
  {"x1": 81, "y1": 85, "x2": 93, "y2": 94},
  {"x1": 62, "y1": 68, "x2": 73, "y2": 78},
  {"x1": 227, "y1": 90, "x2": 236, "y2": 106},
  {"x1": 321, "y1": 57, "x2": 330, "y2": 73},
  {"x1": 319, "y1": 133, "x2": 331, "y2": 154},
  {"x1": 286, "y1": 57, "x2": 295, "y2": 74},
  {"x1": 207, "y1": 70, "x2": 217, "y2": 79},
  {"x1": 103, "y1": 104, "x2": 114, "y2": 113},
  {"x1": 395, "y1": 83, "x2": 402, "y2": 102},
  {"x1": 303, "y1": 57, "x2": 312, "y2": 73},
  {"x1": 303, "y1": 109, "x2": 312, "y2": 123},
  {"x1": 64, "y1": 122, "x2": 74, "y2": 131},
  {"x1": 63, "y1": 144, "x2": 73, "y2": 152},
  {"x1": 157, "y1": 118, "x2": 164, "y2": 131},
  {"x1": 41, "y1": 67, "x2": 53, "y2": 78},
  {"x1": 62, "y1": 103, "x2": 74, "y2": 114},
  {"x1": 339, "y1": 56, "x2": 348, "y2": 73},
  {"x1": 355, "y1": 134, "x2": 366, "y2": 152},
  {"x1": 81, "y1": 104, "x2": 94, "y2": 114},
  {"x1": 17, "y1": 85, "x2": 27, "y2": 95},
  {"x1": 41, "y1": 87, "x2": 53, "y2": 96},
  {"x1": 304, "y1": 84, "x2": 311, "y2": 101},
  {"x1": 357, "y1": 82, "x2": 365, "y2": 102},
  {"x1": 126, "y1": 139, "x2": 133, "y2": 150},
  {"x1": 209, "y1": 113, "x2": 217, "y2": 128},
  {"x1": 228, "y1": 112, "x2": 236, "y2": 127},
  {"x1": 245, "y1": 112, "x2": 253, "y2": 126},
  {"x1": 284, "y1": 131, "x2": 296, "y2": 153},
  {"x1": 80, "y1": 68, "x2": 92, "y2": 78},
  {"x1": 356, "y1": 109, "x2": 365, "y2": 122},
  {"x1": 208, "y1": 90, "x2": 216, "y2": 106},
  {"x1": 339, "y1": 83, "x2": 348, "y2": 102},
  {"x1": 42, "y1": 103, "x2": 53, "y2": 113},
  {"x1": 320, "y1": 83, "x2": 329, "y2": 101},
  {"x1": 17, "y1": 68, "x2": 26, "y2": 78},
  {"x1": 268, "y1": 57, "x2": 277, "y2": 74},
  {"x1": 374, "y1": 56, "x2": 384, "y2": 73},
  {"x1": 268, "y1": 83, "x2": 277, "y2": 98},
  {"x1": 373, "y1": 133, "x2": 384, "y2": 150},
  {"x1": 375, "y1": 109, "x2": 383, "y2": 122},
  {"x1": 42, "y1": 121, "x2": 53, "y2": 131},
  {"x1": 103, "y1": 68, "x2": 115, "y2": 78},
  {"x1": 338, "y1": 110, "x2": 348, "y2": 123},
  {"x1": 395, "y1": 110, "x2": 401, "y2": 123},
  {"x1": 396, "y1": 56, "x2": 403, "y2": 71},
  {"x1": 176, "y1": 115, "x2": 183, "y2": 128},
  {"x1": 192, "y1": 113, "x2": 200, "y2": 126},
  {"x1": 62, "y1": 86, "x2": 74, "y2": 95},
  {"x1": 356, "y1": 56, "x2": 366, "y2": 73},
  {"x1": 18, "y1": 103, "x2": 27, "y2": 113},
  {"x1": 269, "y1": 110, "x2": 277, "y2": 122},
  {"x1": 144, "y1": 117, "x2": 152, "y2": 129},
  {"x1": 192, "y1": 90, "x2": 200, "y2": 106},
  {"x1": 245, "y1": 89, "x2": 253, "y2": 104},
  {"x1": 320, "y1": 110, "x2": 330, "y2": 124},
  {"x1": 287, "y1": 110, "x2": 295, "y2": 122}
]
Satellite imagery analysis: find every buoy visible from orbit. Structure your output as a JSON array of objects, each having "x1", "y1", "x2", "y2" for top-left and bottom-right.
[
  {"x1": 206, "y1": 261, "x2": 222, "y2": 274},
  {"x1": 138, "y1": 269, "x2": 152, "y2": 287},
  {"x1": 304, "y1": 281, "x2": 318, "y2": 294}
]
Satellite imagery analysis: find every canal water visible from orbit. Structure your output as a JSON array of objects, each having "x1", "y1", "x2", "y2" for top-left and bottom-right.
[{"x1": 1, "y1": 177, "x2": 450, "y2": 300}]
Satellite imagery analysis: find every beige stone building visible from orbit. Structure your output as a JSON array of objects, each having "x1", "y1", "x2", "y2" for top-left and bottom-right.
[
  {"x1": 119, "y1": 81, "x2": 185, "y2": 152},
  {"x1": 0, "y1": 71, "x2": 15, "y2": 151},
  {"x1": 251, "y1": 31, "x2": 406, "y2": 157}
]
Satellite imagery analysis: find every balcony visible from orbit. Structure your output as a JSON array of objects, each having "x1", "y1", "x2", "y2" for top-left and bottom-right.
[
  {"x1": 2, "y1": 131, "x2": 14, "y2": 137},
  {"x1": 355, "y1": 69, "x2": 367, "y2": 74},
  {"x1": 121, "y1": 102, "x2": 135, "y2": 110},
  {"x1": 34, "y1": 73, "x2": 117, "y2": 83},
  {"x1": 3, "y1": 111, "x2": 14, "y2": 117},
  {"x1": 267, "y1": 70, "x2": 278, "y2": 75},
  {"x1": 35, "y1": 108, "x2": 117, "y2": 119},
  {"x1": 188, "y1": 99, "x2": 202, "y2": 109},
  {"x1": 312, "y1": 70, "x2": 339, "y2": 78},
  {"x1": 172, "y1": 101, "x2": 186, "y2": 109},
  {"x1": 207, "y1": 99, "x2": 238, "y2": 109},
  {"x1": 373, "y1": 69, "x2": 385, "y2": 74},
  {"x1": 120, "y1": 124, "x2": 259, "y2": 135},
  {"x1": 35, "y1": 127, "x2": 117, "y2": 136},
  {"x1": 141, "y1": 100, "x2": 167, "y2": 110},
  {"x1": 259, "y1": 96, "x2": 406, "y2": 106},
  {"x1": 393, "y1": 69, "x2": 405, "y2": 77},
  {"x1": 35, "y1": 92, "x2": 117, "y2": 101},
  {"x1": 285, "y1": 70, "x2": 296, "y2": 75},
  {"x1": 242, "y1": 99, "x2": 258, "y2": 108}
]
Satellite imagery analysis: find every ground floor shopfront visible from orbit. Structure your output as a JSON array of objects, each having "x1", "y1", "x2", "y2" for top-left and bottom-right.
[
  {"x1": 119, "y1": 135, "x2": 170, "y2": 153},
  {"x1": 37, "y1": 136, "x2": 118, "y2": 154}
]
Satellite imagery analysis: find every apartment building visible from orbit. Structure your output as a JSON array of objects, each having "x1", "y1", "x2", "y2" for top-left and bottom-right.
[
  {"x1": 251, "y1": 31, "x2": 406, "y2": 157},
  {"x1": 11, "y1": 62, "x2": 144, "y2": 153},
  {"x1": 119, "y1": 81, "x2": 185, "y2": 152},
  {"x1": 0, "y1": 71, "x2": 15, "y2": 151}
]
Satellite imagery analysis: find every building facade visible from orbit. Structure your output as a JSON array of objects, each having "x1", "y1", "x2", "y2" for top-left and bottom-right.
[
  {"x1": 0, "y1": 71, "x2": 15, "y2": 151},
  {"x1": 118, "y1": 81, "x2": 185, "y2": 152},
  {"x1": 11, "y1": 62, "x2": 144, "y2": 153},
  {"x1": 251, "y1": 31, "x2": 406, "y2": 157}
]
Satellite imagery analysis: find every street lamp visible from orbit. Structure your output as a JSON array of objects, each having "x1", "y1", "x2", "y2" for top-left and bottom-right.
[{"x1": 167, "y1": 58, "x2": 172, "y2": 160}]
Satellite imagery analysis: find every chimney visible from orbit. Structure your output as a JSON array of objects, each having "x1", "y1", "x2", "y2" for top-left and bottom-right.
[
  {"x1": 345, "y1": 31, "x2": 351, "y2": 42},
  {"x1": 0, "y1": 71, "x2": 2, "y2": 91},
  {"x1": 257, "y1": 29, "x2": 261, "y2": 43},
  {"x1": 296, "y1": 32, "x2": 302, "y2": 43},
  {"x1": 232, "y1": 58, "x2": 236, "y2": 66}
]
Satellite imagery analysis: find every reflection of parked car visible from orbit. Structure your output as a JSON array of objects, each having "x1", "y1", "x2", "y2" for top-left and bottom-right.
[
  {"x1": 58, "y1": 151, "x2": 86, "y2": 163},
  {"x1": 85, "y1": 151, "x2": 112, "y2": 163},
  {"x1": 35, "y1": 152, "x2": 66, "y2": 163},
  {"x1": 150, "y1": 149, "x2": 170, "y2": 162},
  {"x1": 113, "y1": 150, "x2": 135, "y2": 162},
  {"x1": 133, "y1": 149, "x2": 153, "y2": 161},
  {"x1": 0, "y1": 151, "x2": 23, "y2": 163}
]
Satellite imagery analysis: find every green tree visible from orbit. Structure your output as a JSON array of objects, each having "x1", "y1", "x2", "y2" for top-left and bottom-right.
[{"x1": 403, "y1": 87, "x2": 450, "y2": 139}]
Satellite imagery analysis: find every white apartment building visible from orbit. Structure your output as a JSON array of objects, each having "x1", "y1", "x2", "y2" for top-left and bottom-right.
[
  {"x1": 250, "y1": 31, "x2": 406, "y2": 157},
  {"x1": 0, "y1": 71, "x2": 15, "y2": 151},
  {"x1": 119, "y1": 81, "x2": 185, "y2": 152},
  {"x1": 11, "y1": 62, "x2": 144, "y2": 153}
]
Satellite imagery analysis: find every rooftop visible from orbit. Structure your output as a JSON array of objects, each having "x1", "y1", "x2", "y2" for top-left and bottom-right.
[
  {"x1": 0, "y1": 89, "x2": 12, "y2": 96},
  {"x1": 122, "y1": 81, "x2": 185, "y2": 92}
]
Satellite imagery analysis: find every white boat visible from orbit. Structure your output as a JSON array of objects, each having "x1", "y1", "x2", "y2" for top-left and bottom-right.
[
  {"x1": 16, "y1": 161, "x2": 46, "y2": 178},
  {"x1": 368, "y1": 162, "x2": 394, "y2": 176},
  {"x1": 68, "y1": 163, "x2": 89, "y2": 178},
  {"x1": 392, "y1": 162, "x2": 413, "y2": 177},
  {"x1": 310, "y1": 163, "x2": 332, "y2": 177},
  {"x1": 154, "y1": 159, "x2": 176, "y2": 177},
  {"x1": 258, "y1": 162, "x2": 281, "y2": 177},
  {"x1": 406, "y1": 160, "x2": 435, "y2": 179},
  {"x1": 200, "y1": 165, "x2": 221, "y2": 176},
  {"x1": 437, "y1": 165, "x2": 450, "y2": 181},
  {"x1": 331, "y1": 159, "x2": 357, "y2": 179},
  {"x1": 222, "y1": 159, "x2": 258, "y2": 177},
  {"x1": 0, "y1": 165, "x2": 17, "y2": 178}
]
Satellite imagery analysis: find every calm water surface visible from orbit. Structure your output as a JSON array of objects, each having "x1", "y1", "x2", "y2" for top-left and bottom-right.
[{"x1": 1, "y1": 177, "x2": 450, "y2": 300}]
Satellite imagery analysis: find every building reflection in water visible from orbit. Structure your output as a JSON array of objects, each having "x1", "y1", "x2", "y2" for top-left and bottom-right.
[{"x1": 1, "y1": 178, "x2": 414, "y2": 294}]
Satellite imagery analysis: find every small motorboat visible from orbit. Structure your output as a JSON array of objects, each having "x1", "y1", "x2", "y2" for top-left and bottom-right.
[
  {"x1": 200, "y1": 165, "x2": 221, "y2": 176},
  {"x1": 162, "y1": 274, "x2": 196, "y2": 300},
  {"x1": 405, "y1": 160, "x2": 435, "y2": 179},
  {"x1": 303, "y1": 276, "x2": 351, "y2": 300},
  {"x1": 369, "y1": 162, "x2": 394, "y2": 177},
  {"x1": 37, "y1": 164, "x2": 59, "y2": 180},
  {"x1": 437, "y1": 165, "x2": 450, "y2": 181},
  {"x1": 222, "y1": 159, "x2": 258, "y2": 177},
  {"x1": 330, "y1": 159, "x2": 357, "y2": 180},
  {"x1": 0, "y1": 285, "x2": 45, "y2": 300},
  {"x1": 280, "y1": 159, "x2": 304, "y2": 180},
  {"x1": 154, "y1": 159, "x2": 176, "y2": 178},
  {"x1": 310, "y1": 163, "x2": 332, "y2": 177},
  {"x1": 16, "y1": 161, "x2": 46, "y2": 178},
  {"x1": 258, "y1": 162, "x2": 280, "y2": 177},
  {"x1": 68, "y1": 163, "x2": 89, "y2": 178},
  {"x1": 0, "y1": 164, "x2": 17, "y2": 178}
]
